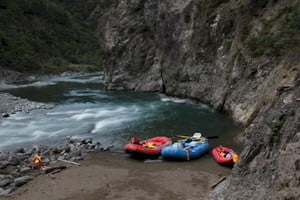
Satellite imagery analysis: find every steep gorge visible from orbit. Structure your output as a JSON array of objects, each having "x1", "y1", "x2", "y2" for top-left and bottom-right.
[{"x1": 93, "y1": 0, "x2": 300, "y2": 199}]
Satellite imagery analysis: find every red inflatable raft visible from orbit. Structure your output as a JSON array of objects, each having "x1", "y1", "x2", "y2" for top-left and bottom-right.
[
  {"x1": 124, "y1": 136, "x2": 172, "y2": 156},
  {"x1": 212, "y1": 146, "x2": 239, "y2": 165}
]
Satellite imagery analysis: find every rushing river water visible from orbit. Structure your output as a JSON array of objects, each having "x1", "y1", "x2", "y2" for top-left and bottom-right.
[{"x1": 0, "y1": 74, "x2": 241, "y2": 151}]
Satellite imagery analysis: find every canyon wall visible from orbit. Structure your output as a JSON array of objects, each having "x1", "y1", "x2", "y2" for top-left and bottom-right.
[{"x1": 94, "y1": 0, "x2": 300, "y2": 199}]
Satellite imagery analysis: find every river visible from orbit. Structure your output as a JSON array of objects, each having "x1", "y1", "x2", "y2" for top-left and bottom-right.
[{"x1": 0, "y1": 73, "x2": 241, "y2": 151}]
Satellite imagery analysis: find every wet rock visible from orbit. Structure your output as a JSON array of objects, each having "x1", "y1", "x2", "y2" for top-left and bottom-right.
[
  {"x1": 2, "y1": 113, "x2": 9, "y2": 118},
  {"x1": 14, "y1": 176, "x2": 32, "y2": 187}
]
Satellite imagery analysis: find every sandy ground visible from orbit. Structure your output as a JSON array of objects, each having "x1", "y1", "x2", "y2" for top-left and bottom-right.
[{"x1": 4, "y1": 152, "x2": 231, "y2": 200}]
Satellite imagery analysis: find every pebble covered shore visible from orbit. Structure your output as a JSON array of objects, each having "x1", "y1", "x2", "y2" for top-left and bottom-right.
[
  {"x1": 0, "y1": 93, "x2": 53, "y2": 118},
  {"x1": 0, "y1": 138, "x2": 111, "y2": 196}
]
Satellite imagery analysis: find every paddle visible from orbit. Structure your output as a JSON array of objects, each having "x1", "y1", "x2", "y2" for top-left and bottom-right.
[{"x1": 175, "y1": 135, "x2": 219, "y2": 139}]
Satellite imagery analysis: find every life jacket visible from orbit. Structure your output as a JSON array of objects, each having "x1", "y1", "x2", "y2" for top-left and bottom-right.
[{"x1": 145, "y1": 142, "x2": 156, "y2": 149}]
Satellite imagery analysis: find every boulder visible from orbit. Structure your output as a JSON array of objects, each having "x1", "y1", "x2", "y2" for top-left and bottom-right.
[
  {"x1": 15, "y1": 148, "x2": 25, "y2": 154},
  {"x1": 2, "y1": 113, "x2": 9, "y2": 118},
  {"x1": 0, "y1": 161, "x2": 9, "y2": 169},
  {"x1": 20, "y1": 167, "x2": 31, "y2": 173},
  {"x1": 14, "y1": 176, "x2": 32, "y2": 187},
  {"x1": 8, "y1": 154, "x2": 20, "y2": 166},
  {"x1": 0, "y1": 187, "x2": 15, "y2": 196},
  {"x1": 0, "y1": 179, "x2": 11, "y2": 187}
]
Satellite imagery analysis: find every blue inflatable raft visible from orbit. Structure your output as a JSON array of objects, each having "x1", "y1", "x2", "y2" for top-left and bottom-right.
[{"x1": 161, "y1": 139, "x2": 210, "y2": 160}]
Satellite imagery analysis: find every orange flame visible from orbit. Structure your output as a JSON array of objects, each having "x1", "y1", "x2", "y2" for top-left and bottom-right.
[{"x1": 33, "y1": 155, "x2": 42, "y2": 167}]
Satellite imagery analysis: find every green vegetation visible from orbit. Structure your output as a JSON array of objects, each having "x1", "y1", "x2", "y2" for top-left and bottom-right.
[
  {"x1": 247, "y1": 4, "x2": 300, "y2": 57},
  {"x1": 269, "y1": 116, "x2": 285, "y2": 146},
  {"x1": 0, "y1": 0, "x2": 106, "y2": 73}
]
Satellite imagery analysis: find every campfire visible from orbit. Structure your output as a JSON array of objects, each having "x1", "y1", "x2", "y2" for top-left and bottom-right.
[{"x1": 32, "y1": 155, "x2": 43, "y2": 169}]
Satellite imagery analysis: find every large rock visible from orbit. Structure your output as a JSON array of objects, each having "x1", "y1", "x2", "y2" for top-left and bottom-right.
[
  {"x1": 8, "y1": 154, "x2": 20, "y2": 166},
  {"x1": 0, "y1": 187, "x2": 15, "y2": 196},
  {"x1": 14, "y1": 176, "x2": 33, "y2": 187},
  {"x1": 20, "y1": 167, "x2": 31, "y2": 174},
  {"x1": 0, "y1": 161, "x2": 9, "y2": 169},
  {"x1": 0, "y1": 175, "x2": 13, "y2": 187}
]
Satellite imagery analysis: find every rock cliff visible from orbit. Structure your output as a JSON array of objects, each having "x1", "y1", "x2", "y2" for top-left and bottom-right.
[{"x1": 93, "y1": 0, "x2": 300, "y2": 199}]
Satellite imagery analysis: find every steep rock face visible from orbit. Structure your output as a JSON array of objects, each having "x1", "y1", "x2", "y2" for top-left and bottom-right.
[
  {"x1": 95, "y1": 0, "x2": 163, "y2": 91},
  {"x1": 94, "y1": 0, "x2": 300, "y2": 199},
  {"x1": 98, "y1": 0, "x2": 299, "y2": 124}
]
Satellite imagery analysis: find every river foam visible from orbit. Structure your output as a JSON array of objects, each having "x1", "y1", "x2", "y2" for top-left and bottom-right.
[{"x1": 0, "y1": 73, "x2": 240, "y2": 150}]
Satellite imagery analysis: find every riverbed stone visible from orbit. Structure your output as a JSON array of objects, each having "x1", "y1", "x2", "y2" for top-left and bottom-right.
[
  {"x1": 2, "y1": 113, "x2": 9, "y2": 118},
  {"x1": 14, "y1": 176, "x2": 32, "y2": 187},
  {"x1": 0, "y1": 153, "x2": 9, "y2": 161},
  {"x1": 0, "y1": 161, "x2": 9, "y2": 169},
  {"x1": 52, "y1": 147, "x2": 63, "y2": 154},
  {"x1": 0, "y1": 186, "x2": 15, "y2": 196},
  {"x1": 70, "y1": 156, "x2": 83, "y2": 162},
  {"x1": 20, "y1": 167, "x2": 31, "y2": 173},
  {"x1": 8, "y1": 154, "x2": 20, "y2": 166},
  {"x1": 0, "y1": 175, "x2": 13, "y2": 187},
  {"x1": 15, "y1": 148, "x2": 25, "y2": 154},
  {"x1": 0, "y1": 179, "x2": 11, "y2": 187}
]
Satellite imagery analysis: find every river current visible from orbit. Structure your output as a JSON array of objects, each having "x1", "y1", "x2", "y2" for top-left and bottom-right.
[{"x1": 0, "y1": 74, "x2": 240, "y2": 151}]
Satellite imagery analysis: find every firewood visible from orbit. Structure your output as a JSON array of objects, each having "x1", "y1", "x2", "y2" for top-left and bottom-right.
[
  {"x1": 45, "y1": 165, "x2": 67, "y2": 174},
  {"x1": 50, "y1": 169, "x2": 63, "y2": 174},
  {"x1": 57, "y1": 159, "x2": 80, "y2": 166},
  {"x1": 211, "y1": 176, "x2": 227, "y2": 188}
]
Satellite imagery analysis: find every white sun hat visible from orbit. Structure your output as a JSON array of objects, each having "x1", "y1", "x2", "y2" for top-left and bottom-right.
[{"x1": 192, "y1": 132, "x2": 202, "y2": 140}]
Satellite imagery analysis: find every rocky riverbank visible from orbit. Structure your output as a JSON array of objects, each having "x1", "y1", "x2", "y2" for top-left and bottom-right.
[
  {"x1": 0, "y1": 138, "x2": 111, "y2": 197},
  {"x1": 0, "y1": 93, "x2": 53, "y2": 118}
]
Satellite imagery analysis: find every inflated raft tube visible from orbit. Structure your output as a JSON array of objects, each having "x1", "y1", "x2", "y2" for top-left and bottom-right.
[
  {"x1": 161, "y1": 139, "x2": 210, "y2": 161},
  {"x1": 211, "y1": 146, "x2": 239, "y2": 165},
  {"x1": 124, "y1": 136, "x2": 172, "y2": 156}
]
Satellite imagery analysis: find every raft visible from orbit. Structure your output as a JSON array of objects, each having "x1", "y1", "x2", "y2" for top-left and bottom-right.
[
  {"x1": 161, "y1": 139, "x2": 210, "y2": 160},
  {"x1": 211, "y1": 146, "x2": 239, "y2": 165},
  {"x1": 124, "y1": 136, "x2": 172, "y2": 157}
]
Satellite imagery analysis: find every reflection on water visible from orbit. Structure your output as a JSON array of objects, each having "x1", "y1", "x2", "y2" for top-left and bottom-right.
[{"x1": 0, "y1": 74, "x2": 241, "y2": 150}]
